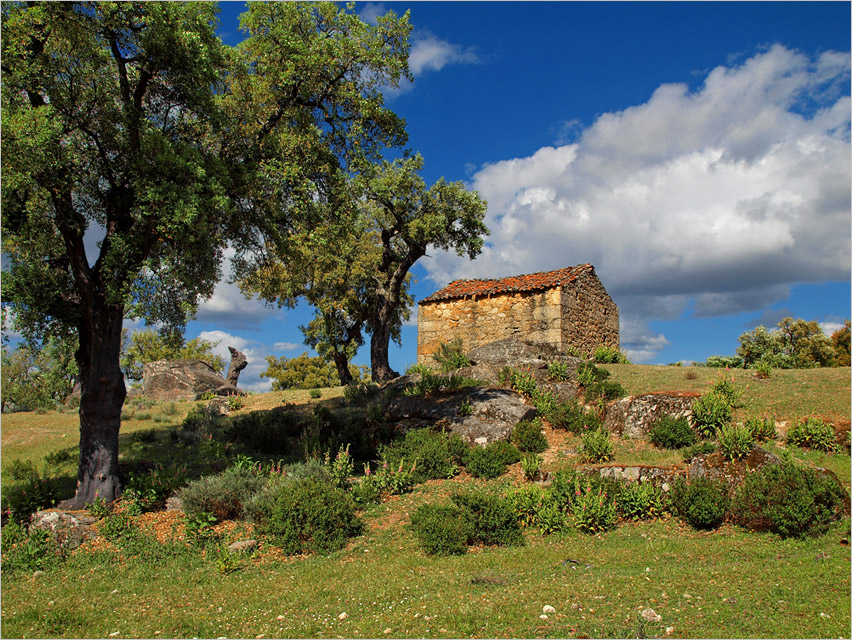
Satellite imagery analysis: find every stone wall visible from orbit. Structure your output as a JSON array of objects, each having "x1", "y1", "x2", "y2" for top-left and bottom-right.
[
  {"x1": 417, "y1": 288, "x2": 562, "y2": 363},
  {"x1": 560, "y1": 270, "x2": 620, "y2": 356}
]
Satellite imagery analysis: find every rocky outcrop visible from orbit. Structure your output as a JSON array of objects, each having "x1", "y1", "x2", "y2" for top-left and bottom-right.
[
  {"x1": 688, "y1": 446, "x2": 784, "y2": 487},
  {"x1": 141, "y1": 359, "x2": 242, "y2": 402},
  {"x1": 226, "y1": 347, "x2": 248, "y2": 388},
  {"x1": 31, "y1": 510, "x2": 98, "y2": 550},
  {"x1": 603, "y1": 392, "x2": 700, "y2": 439},
  {"x1": 385, "y1": 385, "x2": 536, "y2": 445}
]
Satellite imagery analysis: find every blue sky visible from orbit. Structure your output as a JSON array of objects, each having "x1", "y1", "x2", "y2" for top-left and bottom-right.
[{"x1": 135, "y1": 3, "x2": 852, "y2": 390}]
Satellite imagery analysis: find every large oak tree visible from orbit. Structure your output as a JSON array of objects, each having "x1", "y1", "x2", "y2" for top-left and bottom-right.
[{"x1": 1, "y1": 1, "x2": 411, "y2": 507}]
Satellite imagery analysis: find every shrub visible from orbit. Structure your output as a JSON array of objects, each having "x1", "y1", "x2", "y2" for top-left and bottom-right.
[
  {"x1": 618, "y1": 482, "x2": 666, "y2": 521},
  {"x1": 669, "y1": 477, "x2": 729, "y2": 529},
  {"x1": 520, "y1": 453, "x2": 542, "y2": 481},
  {"x1": 681, "y1": 441, "x2": 716, "y2": 463},
  {"x1": 709, "y1": 374, "x2": 744, "y2": 408},
  {"x1": 717, "y1": 423, "x2": 754, "y2": 462},
  {"x1": 648, "y1": 415, "x2": 697, "y2": 449},
  {"x1": 1, "y1": 525, "x2": 64, "y2": 575},
  {"x1": 178, "y1": 467, "x2": 266, "y2": 522},
  {"x1": 379, "y1": 428, "x2": 464, "y2": 483},
  {"x1": 410, "y1": 504, "x2": 472, "y2": 556},
  {"x1": 548, "y1": 400, "x2": 600, "y2": 434},
  {"x1": 580, "y1": 428, "x2": 614, "y2": 463},
  {"x1": 572, "y1": 484, "x2": 618, "y2": 534},
  {"x1": 309, "y1": 389, "x2": 322, "y2": 399},
  {"x1": 353, "y1": 458, "x2": 417, "y2": 505},
  {"x1": 576, "y1": 363, "x2": 609, "y2": 387},
  {"x1": 752, "y1": 360, "x2": 772, "y2": 379},
  {"x1": 463, "y1": 445, "x2": 509, "y2": 480},
  {"x1": 253, "y1": 477, "x2": 361, "y2": 555},
  {"x1": 451, "y1": 490, "x2": 525, "y2": 547},
  {"x1": 509, "y1": 484, "x2": 547, "y2": 528},
  {"x1": 343, "y1": 381, "x2": 381, "y2": 405},
  {"x1": 705, "y1": 355, "x2": 744, "y2": 369},
  {"x1": 507, "y1": 368, "x2": 538, "y2": 397},
  {"x1": 691, "y1": 392, "x2": 733, "y2": 438},
  {"x1": 731, "y1": 462, "x2": 848, "y2": 538},
  {"x1": 743, "y1": 416, "x2": 777, "y2": 442},
  {"x1": 404, "y1": 371, "x2": 483, "y2": 397},
  {"x1": 487, "y1": 440, "x2": 522, "y2": 466},
  {"x1": 547, "y1": 468, "x2": 589, "y2": 512},
  {"x1": 512, "y1": 419, "x2": 548, "y2": 453},
  {"x1": 432, "y1": 338, "x2": 471, "y2": 372},
  {"x1": 593, "y1": 345, "x2": 629, "y2": 364},
  {"x1": 547, "y1": 361, "x2": 570, "y2": 382},
  {"x1": 531, "y1": 389, "x2": 557, "y2": 419},
  {"x1": 786, "y1": 416, "x2": 838, "y2": 452},
  {"x1": 583, "y1": 380, "x2": 626, "y2": 403},
  {"x1": 2, "y1": 460, "x2": 58, "y2": 523}
]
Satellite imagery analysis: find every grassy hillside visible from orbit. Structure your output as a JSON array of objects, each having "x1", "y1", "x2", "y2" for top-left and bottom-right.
[{"x1": 1, "y1": 366, "x2": 849, "y2": 639}]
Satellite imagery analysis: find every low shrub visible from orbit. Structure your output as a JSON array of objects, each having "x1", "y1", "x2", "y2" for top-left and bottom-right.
[
  {"x1": 343, "y1": 381, "x2": 381, "y2": 405},
  {"x1": 583, "y1": 380, "x2": 626, "y2": 403},
  {"x1": 178, "y1": 467, "x2": 266, "y2": 522},
  {"x1": 379, "y1": 428, "x2": 465, "y2": 483},
  {"x1": 717, "y1": 423, "x2": 754, "y2": 462},
  {"x1": 2, "y1": 460, "x2": 59, "y2": 523},
  {"x1": 1, "y1": 524, "x2": 64, "y2": 576},
  {"x1": 487, "y1": 440, "x2": 522, "y2": 466},
  {"x1": 648, "y1": 415, "x2": 697, "y2": 449},
  {"x1": 576, "y1": 363, "x2": 609, "y2": 387},
  {"x1": 252, "y1": 477, "x2": 361, "y2": 555},
  {"x1": 580, "y1": 428, "x2": 614, "y2": 463},
  {"x1": 353, "y1": 458, "x2": 417, "y2": 505},
  {"x1": 731, "y1": 462, "x2": 848, "y2": 538},
  {"x1": 463, "y1": 445, "x2": 510, "y2": 480},
  {"x1": 323, "y1": 444, "x2": 354, "y2": 491},
  {"x1": 786, "y1": 416, "x2": 838, "y2": 452},
  {"x1": 547, "y1": 361, "x2": 570, "y2": 382},
  {"x1": 403, "y1": 372, "x2": 483, "y2": 397},
  {"x1": 432, "y1": 338, "x2": 471, "y2": 372},
  {"x1": 308, "y1": 389, "x2": 322, "y2": 399},
  {"x1": 618, "y1": 482, "x2": 666, "y2": 521},
  {"x1": 743, "y1": 416, "x2": 777, "y2": 442},
  {"x1": 669, "y1": 477, "x2": 729, "y2": 529},
  {"x1": 531, "y1": 389, "x2": 557, "y2": 419},
  {"x1": 593, "y1": 345, "x2": 629, "y2": 364},
  {"x1": 547, "y1": 468, "x2": 589, "y2": 512},
  {"x1": 507, "y1": 368, "x2": 538, "y2": 397},
  {"x1": 572, "y1": 484, "x2": 618, "y2": 534},
  {"x1": 520, "y1": 453, "x2": 542, "y2": 481},
  {"x1": 226, "y1": 407, "x2": 304, "y2": 455},
  {"x1": 752, "y1": 360, "x2": 772, "y2": 379},
  {"x1": 451, "y1": 490, "x2": 525, "y2": 547},
  {"x1": 512, "y1": 419, "x2": 548, "y2": 453},
  {"x1": 705, "y1": 355, "x2": 743, "y2": 369},
  {"x1": 709, "y1": 374, "x2": 745, "y2": 408},
  {"x1": 681, "y1": 441, "x2": 716, "y2": 462},
  {"x1": 548, "y1": 400, "x2": 601, "y2": 434},
  {"x1": 691, "y1": 392, "x2": 734, "y2": 438},
  {"x1": 509, "y1": 484, "x2": 547, "y2": 528},
  {"x1": 409, "y1": 504, "x2": 472, "y2": 556}
]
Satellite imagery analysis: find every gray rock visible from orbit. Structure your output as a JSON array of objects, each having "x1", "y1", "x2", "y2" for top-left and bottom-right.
[
  {"x1": 141, "y1": 359, "x2": 243, "y2": 402},
  {"x1": 228, "y1": 539, "x2": 258, "y2": 553},
  {"x1": 385, "y1": 386, "x2": 536, "y2": 445},
  {"x1": 459, "y1": 339, "x2": 585, "y2": 387},
  {"x1": 204, "y1": 396, "x2": 231, "y2": 418},
  {"x1": 31, "y1": 510, "x2": 98, "y2": 550},
  {"x1": 604, "y1": 392, "x2": 700, "y2": 439},
  {"x1": 641, "y1": 608, "x2": 662, "y2": 623}
]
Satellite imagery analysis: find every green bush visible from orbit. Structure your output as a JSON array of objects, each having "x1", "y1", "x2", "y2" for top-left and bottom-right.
[
  {"x1": 548, "y1": 400, "x2": 601, "y2": 434},
  {"x1": 786, "y1": 416, "x2": 838, "y2": 452},
  {"x1": 379, "y1": 428, "x2": 465, "y2": 483},
  {"x1": 509, "y1": 483, "x2": 547, "y2": 528},
  {"x1": 512, "y1": 419, "x2": 548, "y2": 453},
  {"x1": 743, "y1": 416, "x2": 777, "y2": 442},
  {"x1": 546, "y1": 468, "x2": 589, "y2": 512},
  {"x1": 681, "y1": 441, "x2": 716, "y2": 462},
  {"x1": 691, "y1": 392, "x2": 733, "y2": 438},
  {"x1": 409, "y1": 504, "x2": 472, "y2": 556},
  {"x1": 580, "y1": 428, "x2": 614, "y2": 463},
  {"x1": 252, "y1": 477, "x2": 361, "y2": 555},
  {"x1": 353, "y1": 458, "x2": 417, "y2": 505},
  {"x1": 0, "y1": 524, "x2": 65, "y2": 576},
  {"x1": 451, "y1": 490, "x2": 525, "y2": 547},
  {"x1": 593, "y1": 345, "x2": 629, "y2": 364},
  {"x1": 463, "y1": 445, "x2": 509, "y2": 480},
  {"x1": 576, "y1": 363, "x2": 609, "y2": 387},
  {"x1": 717, "y1": 423, "x2": 754, "y2": 462},
  {"x1": 648, "y1": 415, "x2": 697, "y2": 449},
  {"x1": 731, "y1": 462, "x2": 848, "y2": 538},
  {"x1": 507, "y1": 368, "x2": 538, "y2": 397},
  {"x1": 618, "y1": 482, "x2": 666, "y2": 521},
  {"x1": 486, "y1": 440, "x2": 522, "y2": 466},
  {"x1": 669, "y1": 477, "x2": 729, "y2": 529},
  {"x1": 705, "y1": 355, "x2": 744, "y2": 369},
  {"x1": 583, "y1": 380, "x2": 626, "y2": 403},
  {"x1": 432, "y1": 338, "x2": 471, "y2": 372},
  {"x1": 178, "y1": 467, "x2": 266, "y2": 522},
  {"x1": 2, "y1": 460, "x2": 59, "y2": 523},
  {"x1": 572, "y1": 484, "x2": 617, "y2": 534},
  {"x1": 521, "y1": 453, "x2": 542, "y2": 481},
  {"x1": 547, "y1": 361, "x2": 571, "y2": 381},
  {"x1": 709, "y1": 374, "x2": 744, "y2": 408}
]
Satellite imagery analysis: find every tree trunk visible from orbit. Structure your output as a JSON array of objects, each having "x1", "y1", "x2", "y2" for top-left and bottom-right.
[
  {"x1": 59, "y1": 303, "x2": 126, "y2": 509},
  {"x1": 370, "y1": 312, "x2": 399, "y2": 382},
  {"x1": 332, "y1": 352, "x2": 355, "y2": 385}
]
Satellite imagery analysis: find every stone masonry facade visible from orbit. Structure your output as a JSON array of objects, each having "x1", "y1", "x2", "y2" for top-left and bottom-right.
[{"x1": 417, "y1": 264, "x2": 619, "y2": 363}]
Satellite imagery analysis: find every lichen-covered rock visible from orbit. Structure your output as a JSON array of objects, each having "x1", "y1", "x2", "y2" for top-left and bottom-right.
[
  {"x1": 604, "y1": 392, "x2": 700, "y2": 439},
  {"x1": 688, "y1": 446, "x2": 783, "y2": 487},
  {"x1": 385, "y1": 386, "x2": 536, "y2": 445},
  {"x1": 30, "y1": 510, "x2": 98, "y2": 550},
  {"x1": 141, "y1": 359, "x2": 242, "y2": 402}
]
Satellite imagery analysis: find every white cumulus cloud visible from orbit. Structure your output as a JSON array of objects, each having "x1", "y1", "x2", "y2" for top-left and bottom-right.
[{"x1": 422, "y1": 45, "x2": 851, "y2": 363}]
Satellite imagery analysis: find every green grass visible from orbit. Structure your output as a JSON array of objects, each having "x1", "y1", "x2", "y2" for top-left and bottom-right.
[{"x1": 1, "y1": 367, "x2": 850, "y2": 638}]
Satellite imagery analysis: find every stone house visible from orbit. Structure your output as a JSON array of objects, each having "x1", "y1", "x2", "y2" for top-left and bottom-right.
[{"x1": 417, "y1": 264, "x2": 618, "y2": 363}]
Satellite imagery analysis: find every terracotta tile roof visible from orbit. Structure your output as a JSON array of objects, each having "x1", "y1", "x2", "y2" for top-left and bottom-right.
[{"x1": 420, "y1": 264, "x2": 594, "y2": 303}]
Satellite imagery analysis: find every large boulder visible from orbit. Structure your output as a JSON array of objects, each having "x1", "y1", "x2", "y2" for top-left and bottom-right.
[
  {"x1": 141, "y1": 359, "x2": 242, "y2": 402},
  {"x1": 603, "y1": 392, "x2": 700, "y2": 439},
  {"x1": 385, "y1": 386, "x2": 536, "y2": 445}
]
